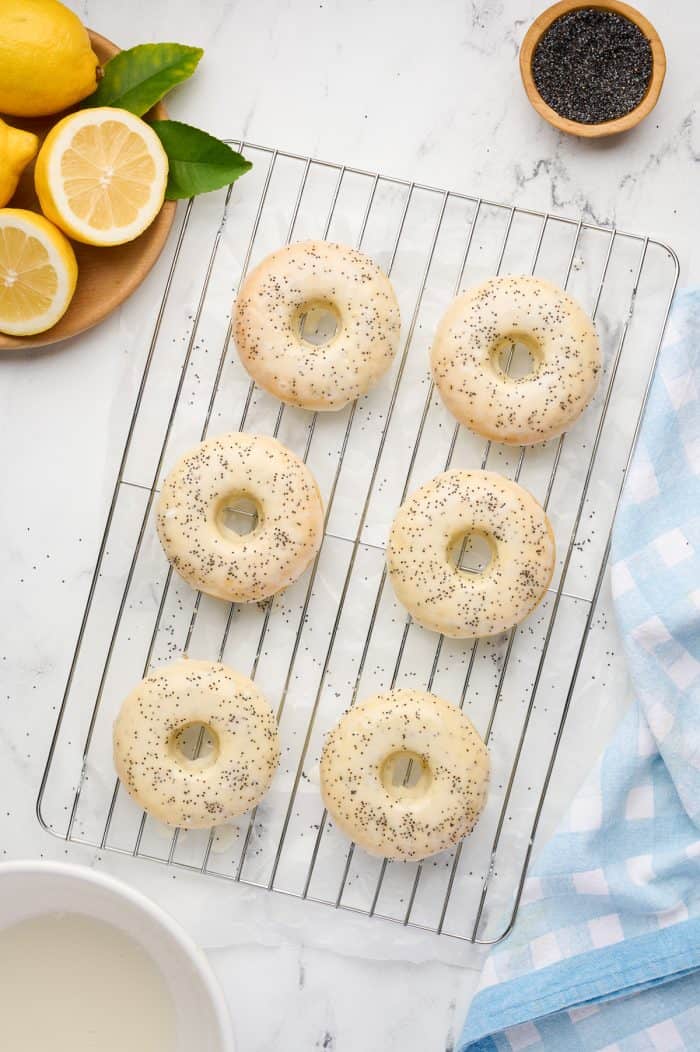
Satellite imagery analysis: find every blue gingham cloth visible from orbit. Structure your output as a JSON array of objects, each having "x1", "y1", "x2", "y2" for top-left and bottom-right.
[{"x1": 460, "y1": 289, "x2": 700, "y2": 1052}]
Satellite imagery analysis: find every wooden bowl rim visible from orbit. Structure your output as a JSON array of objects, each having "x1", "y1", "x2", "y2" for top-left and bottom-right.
[
  {"x1": 0, "y1": 29, "x2": 176, "y2": 352},
  {"x1": 519, "y1": 0, "x2": 667, "y2": 138}
]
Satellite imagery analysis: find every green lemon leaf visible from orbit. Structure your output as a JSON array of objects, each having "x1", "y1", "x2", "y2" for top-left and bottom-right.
[
  {"x1": 82, "y1": 43, "x2": 203, "y2": 115},
  {"x1": 151, "y1": 120, "x2": 252, "y2": 200}
]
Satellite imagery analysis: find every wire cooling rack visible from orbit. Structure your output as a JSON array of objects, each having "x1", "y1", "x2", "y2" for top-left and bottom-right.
[{"x1": 37, "y1": 141, "x2": 678, "y2": 944}]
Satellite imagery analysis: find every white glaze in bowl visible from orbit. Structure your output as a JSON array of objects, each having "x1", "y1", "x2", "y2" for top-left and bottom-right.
[{"x1": 0, "y1": 861, "x2": 235, "y2": 1052}]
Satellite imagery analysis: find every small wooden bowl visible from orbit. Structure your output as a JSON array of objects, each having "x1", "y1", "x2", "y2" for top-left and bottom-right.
[
  {"x1": 0, "y1": 30, "x2": 176, "y2": 351},
  {"x1": 520, "y1": 0, "x2": 666, "y2": 138}
]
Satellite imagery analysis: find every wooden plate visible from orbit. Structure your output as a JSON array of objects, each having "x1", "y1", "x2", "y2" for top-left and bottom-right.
[
  {"x1": 519, "y1": 0, "x2": 666, "y2": 138},
  {"x1": 0, "y1": 30, "x2": 177, "y2": 351}
]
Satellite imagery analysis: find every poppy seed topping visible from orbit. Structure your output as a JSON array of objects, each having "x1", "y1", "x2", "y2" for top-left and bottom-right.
[
  {"x1": 387, "y1": 469, "x2": 555, "y2": 639},
  {"x1": 113, "y1": 659, "x2": 281, "y2": 829},
  {"x1": 431, "y1": 275, "x2": 601, "y2": 445},
  {"x1": 320, "y1": 689, "x2": 490, "y2": 861},
  {"x1": 156, "y1": 431, "x2": 324, "y2": 604},
  {"x1": 233, "y1": 240, "x2": 401, "y2": 411}
]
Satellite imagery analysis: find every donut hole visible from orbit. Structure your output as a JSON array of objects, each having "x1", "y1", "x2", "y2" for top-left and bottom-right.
[
  {"x1": 295, "y1": 300, "x2": 340, "y2": 347},
  {"x1": 380, "y1": 750, "x2": 433, "y2": 798},
  {"x1": 448, "y1": 530, "x2": 495, "y2": 575},
  {"x1": 217, "y1": 494, "x2": 261, "y2": 539},
  {"x1": 172, "y1": 722, "x2": 220, "y2": 768},
  {"x1": 493, "y1": 335, "x2": 541, "y2": 381}
]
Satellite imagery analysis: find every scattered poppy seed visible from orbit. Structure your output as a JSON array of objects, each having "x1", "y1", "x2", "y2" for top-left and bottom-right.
[{"x1": 532, "y1": 7, "x2": 653, "y2": 124}]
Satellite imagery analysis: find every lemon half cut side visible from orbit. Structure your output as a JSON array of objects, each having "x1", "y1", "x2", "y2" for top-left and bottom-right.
[
  {"x1": 35, "y1": 107, "x2": 169, "y2": 247},
  {"x1": 0, "y1": 209, "x2": 78, "y2": 336}
]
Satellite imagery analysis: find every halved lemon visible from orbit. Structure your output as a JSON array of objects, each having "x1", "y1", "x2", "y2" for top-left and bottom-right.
[
  {"x1": 34, "y1": 107, "x2": 169, "y2": 247},
  {"x1": 0, "y1": 209, "x2": 78, "y2": 336}
]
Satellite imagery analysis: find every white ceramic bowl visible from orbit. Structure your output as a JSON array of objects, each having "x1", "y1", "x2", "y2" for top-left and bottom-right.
[{"x1": 0, "y1": 860, "x2": 235, "y2": 1051}]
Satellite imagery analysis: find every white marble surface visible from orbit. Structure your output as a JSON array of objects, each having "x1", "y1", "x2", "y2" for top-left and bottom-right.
[{"x1": 1, "y1": 0, "x2": 699, "y2": 1048}]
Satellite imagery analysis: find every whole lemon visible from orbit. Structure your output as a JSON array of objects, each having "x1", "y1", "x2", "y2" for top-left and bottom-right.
[
  {"x1": 0, "y1": 118, "x2": 38, "y2": 206},
  {"x1": 0, "y1": 0, "x2": 99, "y2": 117}
]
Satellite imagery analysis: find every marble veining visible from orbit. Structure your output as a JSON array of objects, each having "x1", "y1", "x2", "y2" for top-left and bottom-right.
[{"x1": 1, "y1": 1, "x2": 698, "y2": 1049}]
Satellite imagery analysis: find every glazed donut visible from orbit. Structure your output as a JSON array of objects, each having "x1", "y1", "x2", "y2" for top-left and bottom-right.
[
  {"x1": 387, "y1": 469, "x2": 555, "y2": 638},
  {"x1": 320, "y1": 689, "x2": 489, "y2": 861},
  {"x1": 156, "y1": 432, "x2": 324, "y2": 603},
  {"x1": 113, "y1": 659, "x2": 280, "y2": 828},
  {"x1": 430, "y1": 275, "x2": 601, "y2": 445},
  {"x1": 233, "y1": 240, "x2": 401, "y2": 411}
]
